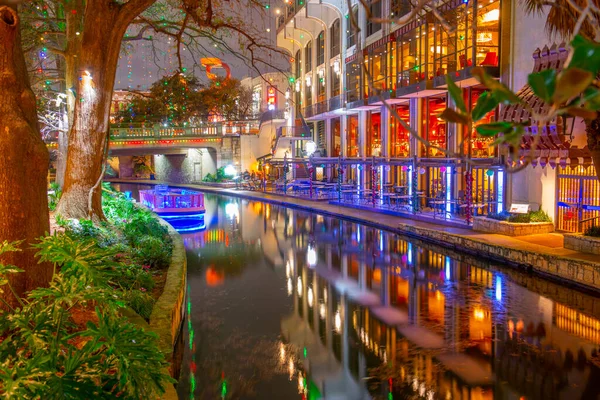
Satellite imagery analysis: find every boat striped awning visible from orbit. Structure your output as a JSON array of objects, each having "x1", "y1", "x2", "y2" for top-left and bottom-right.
[{"x1": 498, "y1": 43, "x2": 592, "y2": 168}]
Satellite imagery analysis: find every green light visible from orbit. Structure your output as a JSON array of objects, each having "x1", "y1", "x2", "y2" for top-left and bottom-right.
[
  {"x1": 388, "y1": 393, "x2": 393, "y2": 400},
  {"x1": 289, "y1": 77, "x2": 295, "y2": 83},
  {"x1": 265, "y1": 4, "x2": 270, "y2": 8},
  {"x1": 221, "y1": 381, "x2": 227, "y2": 397},
  {"x1": 459, "y1": 35, "x2": 464, "y2": 40},
  {"x1": 190, "y1": 375, "x2": 196, "y2": 398},
  {"x1": 182, "y1": 67, "x2": 187, "y2": 72},
  {"x1": 303, "y1": 347, "x2": 307, "y2": 358}
]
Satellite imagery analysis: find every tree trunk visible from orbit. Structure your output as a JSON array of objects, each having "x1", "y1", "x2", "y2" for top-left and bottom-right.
[
  {"x1": 56, "y1": 0, "x2": 155, "y2": 220},
  {"x1": 0, "y1": 6, "x2": 52, "y2": 307},
  {"x1": 587, "y1": 116, "x2": 600, "y2": 182},
  {"x1": 55, "y1": 0, "x2": 85, "y2": 188}
]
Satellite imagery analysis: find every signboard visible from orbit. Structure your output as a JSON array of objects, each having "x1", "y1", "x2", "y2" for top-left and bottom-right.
[
  {"x1": 509, "y1": 203, "x2": 530, "y2": 214},
  {"x1": 267, "y1": 86, "x2": 277, "y2": 110}
]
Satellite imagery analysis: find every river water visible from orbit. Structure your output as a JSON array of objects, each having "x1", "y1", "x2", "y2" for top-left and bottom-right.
[{"x1": 115, "y1": 184, "x2": 600, "y2": 400}]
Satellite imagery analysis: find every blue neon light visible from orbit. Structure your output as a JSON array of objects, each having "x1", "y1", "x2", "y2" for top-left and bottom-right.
[
  {"x1": 407, "y1": 243, "x2": 413, "y2": 265},
  {"x1": 445, "y1": 256, "x2": 451, "y2": 281},
  {"x1": 445, "y1": 167, "x2": 452, "y2": 214},
  {"x1": 497, "y1": 170, "x2": 504, "y2": 213},
  {"x1": 495, "y1": 275, "x2": 502, "y2": 302}
]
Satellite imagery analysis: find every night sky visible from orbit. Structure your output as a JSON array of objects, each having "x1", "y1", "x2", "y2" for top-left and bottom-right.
[{"x1": 115, "y1": 3, "x2": 289, "y2": 89}]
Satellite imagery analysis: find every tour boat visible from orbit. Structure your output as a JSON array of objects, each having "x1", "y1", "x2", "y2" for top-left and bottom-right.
[{"x1": 139, "y1": 186, "x2": 206, "y2": 232}]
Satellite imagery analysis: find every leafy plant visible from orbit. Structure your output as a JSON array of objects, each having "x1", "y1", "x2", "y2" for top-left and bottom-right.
[
  {"x1": 585, "y1": 225, "x2": 600, "y2": 237},
  {"x1": 487, "y1": 209, "x2": 552, "y2": 223},
  {"x1": 48, "y1": 182, "x2": 62, "y2": 211},
  {"x1": 133, "y1": 235, "x2": 172, "y2": 269},
  {"x1": 0, "y1": 241, "x2": 173, "y2": 399}
]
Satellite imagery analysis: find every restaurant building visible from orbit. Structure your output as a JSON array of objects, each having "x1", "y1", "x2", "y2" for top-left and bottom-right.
[{"x1": 273, "y1": 0, "x2": 599, "y2": 231}]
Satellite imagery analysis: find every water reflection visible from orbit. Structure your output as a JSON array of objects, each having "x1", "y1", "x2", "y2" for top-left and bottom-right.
[{"x1": 113, "y1": 185, "x2": 600, "y2": 400}]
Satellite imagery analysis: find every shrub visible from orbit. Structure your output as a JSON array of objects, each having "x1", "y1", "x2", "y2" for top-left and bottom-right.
[
  {"x1": 48, "y1": 182, "x2": 62, "y2": 211},
  {"x1": 585, "y1": 225, "x2": 600, "y2": 237},
  {"x1": 487, "y1": 209, "x2": 552, "y2": 223},
  {"x1": 0, "y1": 240, "x2": 173, "y2": 399},
  {"x1": 133, "y1": 235, "x2": 172, "y2": 269}
]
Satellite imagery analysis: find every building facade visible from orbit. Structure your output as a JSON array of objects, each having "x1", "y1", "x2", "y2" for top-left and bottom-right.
[{"x1": 273, "y1": 0, "x2": 599, "y2": 232}]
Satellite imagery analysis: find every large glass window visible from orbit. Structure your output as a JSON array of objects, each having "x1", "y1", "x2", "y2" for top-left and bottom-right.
[
  {"x1": 330, "y1": 19, "x2": 341, "y2": 57},
  {"x1": 330, "y1": 64, "x2": 340, "y2": 97},
  {"x1": 317, "y1": 69, "x2": 325, "y2": 102},
  {"x1": 345, "y1": 59, "x2": 362, "y2": 103},
  {"x1": 475, "y1": 0, "x2": 500, "y2": 66},
  {"x1": 316, "y1": 31, "x2": 325, "y2": 66},
  {"x1": 396, "y1": 24, "x2": 426, "y2": 88},
  {"x1": 391, "y1": 0, "x2": 410, "y2": 18},
  {"x1": 346, "y1": 6, "x2": 358, "y2": 48},
  {"x1": 367, "y1": 44, "x2": 386, "y2": 98},
  {"x1": 390, "y1": 105, "x2": 410, "y2": 157},
  {"x1": 331, "y1": 118, "x2": 341, "y2": 157},
  {"x1": 367, "y1": 113, "x2": 382, "y2": 156},
  {"x1": 347, "y1": 115, "x2": 359, "y2": 157},
  {"x1": 366, "y1": 0, "x2": 381, "y2": 37},
  {"x1": 305, "y1": 41, "x2": 312, "y2": 72},
  {"x1": 305, "y1": 79, "x2": 312, "y2": 106},
  {"x1": 294, "y1": 49, "x2": 301, "y2": 77},
  {"x1": 466, "y1": 88, "x2": 497, "y2": 157},
  {"x1": 421, "y1": 96, "x2": 447, "y2": 157},
  {"x1": 387, "y1": 41, "x2": 397, "y2": 92}
]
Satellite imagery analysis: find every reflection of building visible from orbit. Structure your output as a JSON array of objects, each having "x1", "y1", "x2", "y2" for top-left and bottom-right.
[
  {"x1": 271, "y1": 0, "x2": 598, "y2": 231},
  {"x1": 272, "y1": 209, "x2": 600, "y2": 399}
]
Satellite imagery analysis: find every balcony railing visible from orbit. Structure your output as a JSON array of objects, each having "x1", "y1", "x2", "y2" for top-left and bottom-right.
[
  {"x1": 328, "y1": 95, "x2": 343, "y2": 111},
  {"x1": 109, "y1": 121, "x2": 260, "y2": 140}
]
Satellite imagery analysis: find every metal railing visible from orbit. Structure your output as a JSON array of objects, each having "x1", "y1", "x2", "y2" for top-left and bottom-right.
[{"x1": 109, "y1": 121, "x2": 260, "y2": 141}]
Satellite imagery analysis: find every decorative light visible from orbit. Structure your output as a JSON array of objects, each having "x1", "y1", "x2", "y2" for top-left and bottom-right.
[
  {"x1": 305, "y1": 75, "x2": 311, "y2": 87},
  {"x1": 334, "y1": 311, "x2": 342, "y2": 332},
  {"x1": 305, "y1": 141, "x2": 317, "y2": 156},
  {"x1": 333, "y1": 60, "x2": 340, "y2": 74},
  {"x1": 319, "y1": 304, "x2": 326, "y2": 319},
  {"x1": 297, "y1": 277, "x2": 303, "y2": 296},
  {"x1": 481, "y1": 8, "x2": 499, "y2": 22},
  {"x1": 295, "y1": 81, "x2": 300, "y2": 92},
  {"x1": 307, "y1": 288, "x2": 314, "y2": 307},
  {"x1": 287, "y1": 278, "x2": 293, "y2": 295},
  {"x1": 224, "y1": 164, "x2": 237, "y2": 177},
  {"x1": 306, "y1": 244, "x2": 317, "y2": 267}
]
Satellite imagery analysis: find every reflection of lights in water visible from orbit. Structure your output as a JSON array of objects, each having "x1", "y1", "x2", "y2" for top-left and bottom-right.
[
  {"x1": 323, "y1": 288, "x2": 327, "y2": 303},
  {"x1": 287, "y1": 278, "x2": 292, "y2": 296},
  {"x1": 279, "y1": 343, "x2": 286, "y2": 363},
  {"x1": 225, "y1": 202, "x2": 239, "y2": 220},
  {"x1": 285, "y1": 261, "x2": 291, "y2": 278},
  {"x1": 445, "y1": 256, "x2": 451, "y2": 281},
  {"x1": 297, "y1": 374, "x2": 304, "y2": 393},
  {"x1": 297, "y1": 277, "x2": 303, "y2": 296},
  {"x1": 495, "y1": 275, "x2": 503, "y2": 302},
  {"x1": 334, "y1": 311, "x2": 342, "y2": 332},
  {"x1": 319, "y1": 303, "x2": 326, "y2": 319},
  {"x1": 412, "y1": 378, "x2": 419, "y2": 391},
  {"x1": 382, "y1": 349, "x2": 387, "y2": 363},
  {"x1": 473, "y1": 307, "x2": 486, "y2": 321},
  {"x1": 427, "y1": 390, "x2": 435, "y2": 400},
  {"x1": 307, "y1": 288, "x2": 314, "y2": 307},
  {"x1": 419, "y1": 383, "x2": 426, "y2": 397},
  {"x1": 288, "y1": 359, "x2": 295, "y2": 379},
  {"x1": 307, "y1": 246, "x2": 317, "y2": 267}
]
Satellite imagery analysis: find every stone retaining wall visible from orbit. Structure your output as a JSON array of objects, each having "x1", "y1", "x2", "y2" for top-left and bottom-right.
[
  {"x1": 149, "y1": 219, "x2": 187, "y2": 399},
  {"x1": 396, "y1": 222, "x2": 600, "y2": 291},
  {"x1": 564, "y1": 233, "x2": 600, "y2": 255},
  {"x1": 473, "y1": 217, "x2": 555, "y2": 236}
]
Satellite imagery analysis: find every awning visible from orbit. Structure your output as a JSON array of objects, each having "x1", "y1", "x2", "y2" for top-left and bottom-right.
[{"x1": 499, "y1": 43, "x2": 593, "y2": 167}]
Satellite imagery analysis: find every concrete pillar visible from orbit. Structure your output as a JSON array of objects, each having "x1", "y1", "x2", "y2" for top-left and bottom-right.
[
  {"x1": 118, "y1": 155, "x2": 134, "y2": 178},
  {"x1": 409, "y1": 98, "x2": 420, "y2": 157}
]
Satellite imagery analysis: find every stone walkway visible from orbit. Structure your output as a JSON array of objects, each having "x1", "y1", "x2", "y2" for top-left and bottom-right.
[{"x1": 110, "y1": 179, "x2": 600, "y2": 291}]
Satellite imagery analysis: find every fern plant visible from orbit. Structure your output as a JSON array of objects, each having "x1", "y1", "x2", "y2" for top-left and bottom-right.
[{"x1": 0, "y1": 240, "x2": 174, "y2": 399}]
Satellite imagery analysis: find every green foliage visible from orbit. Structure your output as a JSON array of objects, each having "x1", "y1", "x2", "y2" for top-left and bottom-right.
[
  {"x1": 113, "y1": 74, "x2": 253, "y2": 125},
  {"x1": 0, "y1": 241, "x2": 173, "y2": 399},
  {"x1": 48, "y1": 182, "x2": 62, "y2": 212},
  {"x1": 441, "y1": 35, "x2": 600, "y2": 158},
  {"x1": 584, "y1": 225, "x2": 600, "y2": 237},
  {"x1": 133, "y1": 236, "x2": 171, "y2": 270},
  {"x1": 202, "y1": 166, "x2": 228, "y2": 183},
  {"x1": 487, "y1": 209, "x2": 552, "y2": 223}
]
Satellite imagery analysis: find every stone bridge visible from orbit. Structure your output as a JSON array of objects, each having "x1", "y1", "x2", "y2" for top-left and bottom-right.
[{"x1": 47, "y1": 121, "x2": 259, "y2": 182}]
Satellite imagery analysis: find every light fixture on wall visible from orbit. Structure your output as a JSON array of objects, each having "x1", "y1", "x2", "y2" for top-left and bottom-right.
[
  {"x1": 305, "y1": 75, "x2": 312, "y2": 87},
  {"x1": 295, "y1": 81, "x2": 300, "y2": 92},
  {"x1": 333, "y1": 60, "x2": 340, "y2": 75}
]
